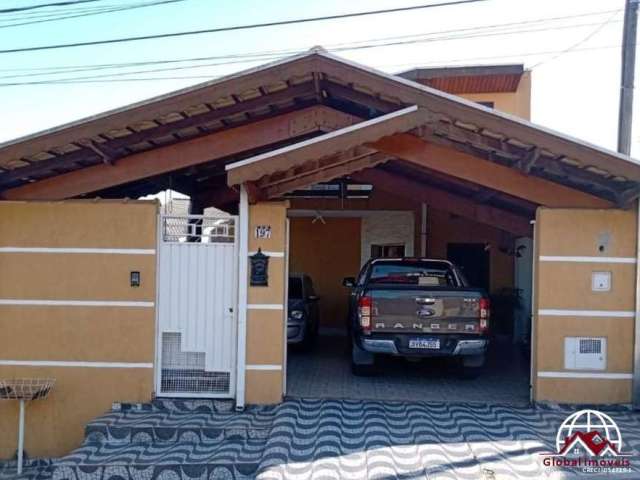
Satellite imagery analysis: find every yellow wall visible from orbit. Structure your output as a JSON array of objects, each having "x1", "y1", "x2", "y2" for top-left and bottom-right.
[
  {"x1": 533, "y1": 207, "x2": 637, "y2": 404},
  {"x1": 289, "y1": 217, "x2": 362, "y2": 330},
  {"x1": 245, "y1": 201, "x2": 288, "y2": 404},
  {"x1": 460, "y1": 71, "x2": 532, "y2": 120},
  {"x1": 0, "y1": 200, "x2": 157, "y2": 458},
  {"x1": 426, "y1": 207, "x2": 515, "y2": 293}
]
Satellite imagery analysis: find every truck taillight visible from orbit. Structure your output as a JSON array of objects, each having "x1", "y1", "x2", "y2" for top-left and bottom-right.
[
  {"x1": 358, "y1": 296, "x2": 372, "y2": 335},
  {"x1": 479, "y1": 297, "x2": 490, "y2": 333}
]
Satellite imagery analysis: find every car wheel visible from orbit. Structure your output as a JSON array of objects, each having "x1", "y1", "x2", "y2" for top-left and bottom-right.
[
  {"x1": 299, "y1": 323, "x2": 316, "y2": 351},
  {"x1": 351, "y1": 339, "x2": 376, "y2": 376},
  {"x1": 458, "y1": 354, "x2": 485, "y2": 379}
]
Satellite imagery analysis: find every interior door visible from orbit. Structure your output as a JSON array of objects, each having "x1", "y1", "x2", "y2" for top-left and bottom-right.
[{"x1": 447, "y1": 243, "x2": 490, "y2": 291}]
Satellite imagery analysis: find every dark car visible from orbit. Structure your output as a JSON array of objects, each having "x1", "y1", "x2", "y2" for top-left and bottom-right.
[
  {"x1": 287, "y1": 273, "x2": 320, "y2": 349},
  {"x1": 344, "y1": 258, "x2": 490, "y2": 377}
]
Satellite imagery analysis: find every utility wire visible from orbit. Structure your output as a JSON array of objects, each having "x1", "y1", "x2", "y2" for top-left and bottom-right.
[
  {"x1": 0, "y1": 16, "x2": 622, "y2": 83},
  {"x1": 0, "y1": 0, "x2": 101, "y2": 14},
  {"x1": 530, "y1": 9, "x2": 623, "y2": 69},
  {"x1": 0, "y1": 42, "x2": 628, "y2": 87},
  {"x1": 0, "y1": 0, "x2": 184, "y2": 28},
  {"x1": 385, "y1": 43, "x2": 628, "y2": 69},
  {"x1": 0, "y1": 39, "x2": 632, "y2": 87},
  {"x1": 0, "y1": 2, "x2": 139, "y2": 20},
  {"x1": 0, "y1": 0, "x2": 488, "y2": 55},
  {"x1": 0, "y1": 9, "x2": 621, "y2": 78}
]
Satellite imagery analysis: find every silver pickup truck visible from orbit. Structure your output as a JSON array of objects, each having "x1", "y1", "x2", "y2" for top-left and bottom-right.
[{"x1": 343, "y1": 258, "x2": 490, "y2": 377}]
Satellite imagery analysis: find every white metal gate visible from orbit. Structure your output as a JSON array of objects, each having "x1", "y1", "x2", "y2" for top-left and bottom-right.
[{"x1": 156, "y1": 214, "x2": 238, "y2": 398}]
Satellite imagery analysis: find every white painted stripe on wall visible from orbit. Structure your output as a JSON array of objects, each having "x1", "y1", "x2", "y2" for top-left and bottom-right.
[
  {"x1": 0, "y1": 360, "x2": 153, "y2": 369},
  {"x1": 248, "y1": 251, "x2": 285, "y2": 258},
  {"x1": 540, "y1": 255, "x2": 636, "y2": 264},
  {"x1": 538, "y1": 371, "x2": 633, "y2": 380},
  {"x1": 246, "y1": 364, "x2": 282, "y2": 371},
  {"x1": 0, "y1": 299, "x2": 154, "y2": 308},
  {"x1": 247, "y1": 304, "x2": 284, "y2": 310},
  {"x1": 0, "y1": 247, "x2": 155, "y2": 255},
  {"x1": 538, "y1": 309, "x2": 635, "y2": 318}
]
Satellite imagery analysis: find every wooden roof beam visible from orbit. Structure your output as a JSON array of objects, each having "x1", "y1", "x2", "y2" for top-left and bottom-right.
[
  {"x1": 352, "y1": 168, "x2": 532, "y2": 237},
  {"x1": 0, "y1": 83, "x2": 320, "y2": 189},
  {"x1": 106, "y1": 81, "x2": 317, "y2": 151},
  {"x1": 421, "y1": 120, "x2": 630, "y2": 199},
  {"x1": 367, "y1": 133, "x2": 613, "y2": 208},
  {"x1": 0, "y1": 149, "x2": 101, "y2": 187},
  {"x1": 261, "y1": 150, "x2": 390, "y2": 199},
  {"x1": 321, "y1": 80, "x2": 402, "y2": 114},
  {"x1": 75, "y1": 139, "x2": 115, "y2": 165},
  {"x1": 2, "y1": 105, "x2": 357, "y2": 201}
]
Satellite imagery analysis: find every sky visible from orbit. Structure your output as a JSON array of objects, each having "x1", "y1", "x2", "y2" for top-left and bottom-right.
[{"x1": 0, "y1": 0, "x2": 637, "y2": 156}]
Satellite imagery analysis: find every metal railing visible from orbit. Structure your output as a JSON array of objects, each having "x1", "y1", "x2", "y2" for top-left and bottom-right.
[{"x1": 162, "y1": 215, "x2": 235, "y2": 243}]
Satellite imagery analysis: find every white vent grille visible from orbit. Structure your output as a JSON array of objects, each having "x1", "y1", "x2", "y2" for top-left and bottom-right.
[
  {"x1": 565, "y1": 337, "x2": 606, "y2": 370},
  {"x1": 579, "y1": 338, "x2": 602, "y2": 354},
  {"x1": 160, "y1": 333, "x2": 231, "y2": 395}
]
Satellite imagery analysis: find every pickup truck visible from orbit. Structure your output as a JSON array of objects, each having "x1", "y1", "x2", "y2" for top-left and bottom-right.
[{"x1": 343, "y1": 258, "x2": 490, "y2": 377}]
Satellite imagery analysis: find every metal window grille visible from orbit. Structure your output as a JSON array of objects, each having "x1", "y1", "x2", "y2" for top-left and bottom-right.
[
  {"x1": 160, "y1": 333, "x2": 231, "y2": 395},
  {"x1": 579, "y1": 338, "x2": 602, "y2": 355},
  {"x1": 162, "y1": 216, "x2": 235, "y2": 243}
]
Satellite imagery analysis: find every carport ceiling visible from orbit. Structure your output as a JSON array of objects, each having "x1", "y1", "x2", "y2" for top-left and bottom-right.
[
  {"x1": 377, "y1": 161, "x2": 537, "y2": 217},
  {"x1": 2, "y1": 50, "x2": 640, "y2": 208}
]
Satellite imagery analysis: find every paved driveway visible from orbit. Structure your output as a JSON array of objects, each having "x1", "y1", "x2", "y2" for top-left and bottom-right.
[{"x1": 287, "y1": 335, "x2": 530, "y2": 404}]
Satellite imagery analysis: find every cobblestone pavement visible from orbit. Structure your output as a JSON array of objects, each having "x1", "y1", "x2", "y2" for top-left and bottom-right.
[
  {"x1": 2, "y1": 399, "x2": 640, "y2": 480},
  {"x1": 257, "y1": 399, "x2": 640, "y2": 479},
  {"x1": 287, "y1": 335, "x2": 530, "y2": 404}
]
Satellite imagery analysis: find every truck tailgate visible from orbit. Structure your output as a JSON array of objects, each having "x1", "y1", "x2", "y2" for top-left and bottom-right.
[{"x1": 369, "y1": 288, "x2": 484, "y2": 334}]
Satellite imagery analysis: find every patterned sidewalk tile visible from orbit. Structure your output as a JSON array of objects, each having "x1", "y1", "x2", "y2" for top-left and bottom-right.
[
  {"x1": 257, "y1": 398, "x2": 640, "y2": 479},
  {"x1": 4, "y1": 397, "x2": 640, "y2": 479}
]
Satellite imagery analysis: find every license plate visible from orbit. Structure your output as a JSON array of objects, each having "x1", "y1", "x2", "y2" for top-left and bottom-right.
[{"x1": 408, "y1": 338, "x2": 440, "y2": 349}]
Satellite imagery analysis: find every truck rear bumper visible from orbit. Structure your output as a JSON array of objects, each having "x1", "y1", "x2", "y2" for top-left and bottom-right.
[
  {"x1": 360, "y1": 335, "x2": 488, "y2": 357},
  {"x1": 452, "y1": 339, "x2": 488, "y2": 355}
]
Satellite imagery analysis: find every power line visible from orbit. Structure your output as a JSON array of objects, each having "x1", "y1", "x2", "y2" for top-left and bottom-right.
[
  {"x1": 0, "y1": 16, "x2": 622, "y2": 83},
  {"x1": 0, "y1": 0, "x2": 185, "y2": 29},
  {"x1": 0, "y1": 37, "x2": 630, "y2": 87},
  {"x1": 0, "y1": 0, "x2": 489, "y2": 55},
  {"x1": 0, "y1": 0, "x2": 101, "y2": 14},
  {"x1": 0, "y1": 2, "x2": 136, "y2": 20},
  {"x1": 0, "y1": 9, "x2": 621, "y2": 80},
  {"x1": 0, "y1": 40, "x2": 629, "y2": 87},
  {"x1": 530, "y1": 8, "x2": 623, "y2": 69},
  {"x1": 383, "y1": 43, "x2": 627, "y2": 69}
]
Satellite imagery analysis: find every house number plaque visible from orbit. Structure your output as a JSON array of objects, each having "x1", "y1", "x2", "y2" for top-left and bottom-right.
[{"x1": 255, "y1": 225, "x2": 272, "y2": 239}]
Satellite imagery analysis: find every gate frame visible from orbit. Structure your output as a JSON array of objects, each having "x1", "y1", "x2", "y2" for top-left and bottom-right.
[{"x1": 154, "y1": 213, "x2": 239, "y2": 399}]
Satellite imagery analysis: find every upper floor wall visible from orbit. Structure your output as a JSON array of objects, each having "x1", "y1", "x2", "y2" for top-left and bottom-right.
[{"x1": 398, "y1": 65, "x2": 531, "y2": 121}]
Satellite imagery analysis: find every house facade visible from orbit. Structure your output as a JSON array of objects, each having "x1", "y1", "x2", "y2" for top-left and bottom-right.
[{"x1": 0, "y1": 51, "x2": 639, "y2": 458}]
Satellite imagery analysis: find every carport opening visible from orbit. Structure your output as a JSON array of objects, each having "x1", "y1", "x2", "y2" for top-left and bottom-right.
[{"x1": 284, "y1": 172, "x2": 534, "y2": 405}]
